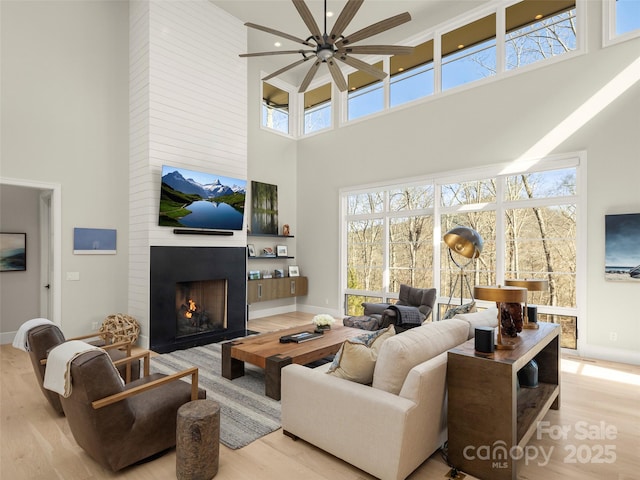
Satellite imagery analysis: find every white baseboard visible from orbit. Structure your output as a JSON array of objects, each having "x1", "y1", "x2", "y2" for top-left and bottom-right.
[
  {"x1": 248, "y1": 305, "x2": 298, "y2": 320},
  {"x1": 579, "y1": 344, "x2": 640, "y2": 366},
  {"x1": 295, "y1": 304, "x2": 342, "y2": 318},
  {"x1": 247, "y1": 304, "x2": 342, "y2": 321},
  {"x1": 0, "y1": 331, "x2": 17, "y2": 346}
]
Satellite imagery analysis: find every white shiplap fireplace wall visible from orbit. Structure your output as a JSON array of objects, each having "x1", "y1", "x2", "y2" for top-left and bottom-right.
[{"x1": 129, "y1": 0, "x2": 247, "y2": 348}]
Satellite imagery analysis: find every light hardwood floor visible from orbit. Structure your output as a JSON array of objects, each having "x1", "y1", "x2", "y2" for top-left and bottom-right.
[{"x1": 1, "y1": 312, "x2": 638, "y2": 480}]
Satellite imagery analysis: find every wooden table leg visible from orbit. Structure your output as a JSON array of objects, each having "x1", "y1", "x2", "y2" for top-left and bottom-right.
[
  {"x1": 221, "y1": 341, "x2": 244, "y2": 380},
  {"x1": 265, "y1": 354, "x2": 292, "y2": 400}
]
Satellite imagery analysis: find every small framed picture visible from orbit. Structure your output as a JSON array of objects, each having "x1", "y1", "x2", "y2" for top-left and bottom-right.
[
  {"x1": 276, "y1": 245, "x2": 288, "y2": 257},
  {"x1": 274, "y1": 268, "x2": 284, "y2": 278},
  {"x1": 247, "y1": 244, "x2": 256, "y2": 257},
  {"x1": 0, "y1": 232, "x2": 27, "y2": 272},
  {"x1": 248, "y1": 270, "x2": 261, "y2": 280},
  {"x1": 288, "y1": 265, "x2": 300, "y2": 277}
]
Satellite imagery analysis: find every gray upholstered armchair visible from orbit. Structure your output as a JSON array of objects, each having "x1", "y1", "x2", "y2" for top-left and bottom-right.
[{"x1": 362, "y1": 284, "x2": 437, "y2": 331}]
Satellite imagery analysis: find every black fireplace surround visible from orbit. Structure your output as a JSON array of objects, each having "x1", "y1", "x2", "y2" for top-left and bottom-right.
[{"x1": 150, "y1": 246, "x2": 247, "y2": 353}]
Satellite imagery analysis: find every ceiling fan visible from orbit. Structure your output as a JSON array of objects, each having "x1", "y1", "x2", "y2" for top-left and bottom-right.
[{"x1": 240, "y1": 0, "x2": 414, "y2": 93}]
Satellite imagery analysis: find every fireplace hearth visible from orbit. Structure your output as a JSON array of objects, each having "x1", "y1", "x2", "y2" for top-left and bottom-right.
[{"x1": 150, "y1": 246, "x2": 246, "y2": 353}]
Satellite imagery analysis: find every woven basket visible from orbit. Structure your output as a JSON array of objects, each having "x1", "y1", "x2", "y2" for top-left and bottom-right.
[{"x1": 100, "y1": 313, "x2": 140, "y2": 344}]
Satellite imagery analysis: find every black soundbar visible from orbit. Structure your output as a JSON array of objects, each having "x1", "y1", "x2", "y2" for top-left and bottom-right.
[{"x1": 173, "y1": 229, "x2": 234, "y2": 236}]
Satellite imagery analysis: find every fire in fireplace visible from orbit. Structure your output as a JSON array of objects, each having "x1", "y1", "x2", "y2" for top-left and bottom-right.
[{"x1": 176, "y1": 279, "x2": 227, "y2": 337}]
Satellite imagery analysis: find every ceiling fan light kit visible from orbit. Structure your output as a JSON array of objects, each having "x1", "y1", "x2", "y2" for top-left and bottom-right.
[{"x1": 240, "y1": 0, "x2": 414, "y2": 93}]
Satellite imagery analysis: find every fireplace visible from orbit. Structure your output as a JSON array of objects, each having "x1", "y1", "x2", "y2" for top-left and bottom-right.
[{"x1": 150, "y1": 246, "x2": 246, "y2": 353}]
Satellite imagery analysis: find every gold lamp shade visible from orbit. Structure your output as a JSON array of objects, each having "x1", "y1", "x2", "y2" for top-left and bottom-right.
[
  {"x1": 474, "y1": 285, "x2": 527, "y2": 303},
  {"x1": 474, "y1": 285, "x2": 527, "y2": 350},
  {"x1": 444, "y1": 227, "x2": 484, "y2": 260},
  {"x1": 504, "y1": 279, "x2": 548, "y2": 291}
]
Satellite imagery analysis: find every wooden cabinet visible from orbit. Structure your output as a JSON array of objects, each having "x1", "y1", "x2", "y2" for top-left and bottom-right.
[
  {"x1": 247, "y1": 276, "x2": 308, "y2": 304},
  {"x1": 447, "y1": 322, "x2": 560, "y2": 480}
]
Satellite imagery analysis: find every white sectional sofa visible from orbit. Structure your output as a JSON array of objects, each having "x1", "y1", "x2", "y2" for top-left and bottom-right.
[{"x1": 281, "y1": 316, "x2": 477, "y2": 480}]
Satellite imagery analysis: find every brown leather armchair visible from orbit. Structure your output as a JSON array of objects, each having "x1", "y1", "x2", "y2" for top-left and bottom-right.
[
  {"x1": 59, "y1": 349, "x2": 205, "y2": 471},
  {"x1": 26, "y1": 323, "x2": 140, "y2": 415}
]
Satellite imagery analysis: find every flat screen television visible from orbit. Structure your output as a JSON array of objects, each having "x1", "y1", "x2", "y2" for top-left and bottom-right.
[{"x1": 158, "y1": 165, "x2": 247, "y2": 231}]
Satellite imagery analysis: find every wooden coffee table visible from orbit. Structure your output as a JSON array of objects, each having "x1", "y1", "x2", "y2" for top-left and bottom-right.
[{"x1": 221, "y1": 324, "x2": 366, "y2": 400}]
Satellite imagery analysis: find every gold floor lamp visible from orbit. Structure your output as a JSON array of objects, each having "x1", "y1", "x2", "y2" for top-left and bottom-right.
[
  {"x1": 474, "y1": 285, "x2": 527, "y2": 350},
  {"x1": 443, "y1": 227, "x2": 483, "y2": 306},
  {"x1": 504, "y1": 279, "x2": 549, "y2": 330}
]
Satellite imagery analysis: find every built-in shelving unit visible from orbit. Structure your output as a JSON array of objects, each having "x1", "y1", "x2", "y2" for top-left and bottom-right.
[{"x1": 246, "y1": 233, "x2": 308, "y2": 304}]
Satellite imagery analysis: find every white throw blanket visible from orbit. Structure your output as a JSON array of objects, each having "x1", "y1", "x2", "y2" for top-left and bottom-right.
[
  {"x1": 43, "y1": 340, "x2": 102, "y2": 397},
  {"x1": 12, "y1": 318, "x2": 55, "y2": 352}
]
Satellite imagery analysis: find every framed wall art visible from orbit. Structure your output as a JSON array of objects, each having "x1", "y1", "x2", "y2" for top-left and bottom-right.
[
  {"x1": 73, "y1": 228, "x2": 117, "y2": 254},
  {"x1": 0, "y1": 233, "x2": 26, "y2": 272},
  {"x1": 605, "y1": 213, "x2": 640, "y2": 282}
]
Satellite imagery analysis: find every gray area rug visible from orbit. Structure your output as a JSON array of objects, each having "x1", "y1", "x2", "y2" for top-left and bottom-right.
[{"x1": 150, "y1": 342, "x2": 281, "y2": 449}]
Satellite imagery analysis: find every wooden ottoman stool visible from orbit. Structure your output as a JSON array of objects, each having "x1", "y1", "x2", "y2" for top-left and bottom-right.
[{"x1": 176, "y1": 399, "x2": 220, "y2": 480}]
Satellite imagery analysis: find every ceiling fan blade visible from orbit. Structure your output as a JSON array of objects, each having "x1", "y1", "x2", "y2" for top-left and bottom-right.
[
  {"x1": 326, "y1": 59, "x2": 348, "y2": 92},
  {"x1": 262, "y1": 57, "x2": 312, "y2": 82},
  {"x1": 336, "y1": 12, "x2": 412, "y2": 47},
  {"x1": 328, "y1": 0, "x2": 364, "y2": 44},
  {"x1": 245, "y1": 22, "x2": 315, "y2": 47},
  {"x1": 240, "y1": 50, "x2": 314, "y2": 58},
  {"x1": 336, "y1": 54, "x2": 387, "y2": 81},
  {"x1": 337, "y1": 45, "x2": 415, "y2": 56},
  {"x1": 298, "y1": 60, "x2": 322, "y2": 93},
  {"x1": 292, "y1": 0, "x2": 322, "y2": 43}
]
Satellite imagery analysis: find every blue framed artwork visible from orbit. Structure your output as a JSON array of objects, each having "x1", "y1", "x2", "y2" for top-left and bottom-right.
[
  {"x1": 0, "y1": 233, "x2": 27, "y2": 271},
  {"x1": 605, "y1": 213, "x2": 640, "y2": 282},
  {"x1": 73, "y1": 228, "x2": 117, "y2": 255}
]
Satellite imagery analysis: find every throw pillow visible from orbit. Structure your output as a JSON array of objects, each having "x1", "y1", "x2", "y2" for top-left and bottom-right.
[
  {"x1": 326, "y1": 325, "x2": 395, "y2": 384},
  {"x1": 442, "y1": 301, "x2": 476, "y2": 320}
]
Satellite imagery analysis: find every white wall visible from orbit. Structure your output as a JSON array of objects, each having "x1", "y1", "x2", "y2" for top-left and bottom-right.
[
  {"x1": 245, "y1": 55, "x2": 299, "y2": 318},
  {"x1": 128, "y1": 0, "x2": 247, "y2": 346},
  {"x1": 1, "y1": 0, "x2": 130, "y2": 337},
  {"x1": 0, "y1": 186, "x2": 41, "y2": 337},
  {"x1": 246, "y1": 2, "x2": 640, "y2": 363}
]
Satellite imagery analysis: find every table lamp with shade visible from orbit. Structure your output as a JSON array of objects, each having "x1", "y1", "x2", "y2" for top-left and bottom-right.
[
  {"x1": 443, "y1": 227, "x2": 483, "y2": 306},
  {"x1": 474, "y1": 285, "x2": 527, "y2": 350},
  {"x1": 504, "y1": 279, "x2": 549, "y2": 330}
]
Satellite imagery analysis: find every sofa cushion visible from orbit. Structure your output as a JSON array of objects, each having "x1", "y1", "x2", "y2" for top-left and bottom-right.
[
  {"x1": 326, "y1": 326, "x2": 395, "y2": 384},
  {"x1": 453, "y1": 307, "x2": 499, "y2": 339},
  {"x1": 372, "y1": 319, "x2": 468, "y2": 394},
  {"x1": 442, "y1": 301, "x2": 476, "y2": 320}
]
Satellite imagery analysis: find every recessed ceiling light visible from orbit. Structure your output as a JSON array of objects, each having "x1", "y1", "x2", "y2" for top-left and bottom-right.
[
  {"x1": 326, "y1": 11, "x2": 334, "y2": 18},
  {"x1": 274, "y1": 41, "x2": 282, "y2": 47},
  {"x1": 398, "y1": 67, "x2": 404, "y2": 72},
  {"x1": 535, "y1": 14, "x2": 543, "y2": 20},
  {"x1": 457, "y1": 44, "x2": 465, "y2": 49}
]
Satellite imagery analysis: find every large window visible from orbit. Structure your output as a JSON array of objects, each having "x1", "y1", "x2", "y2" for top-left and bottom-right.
[
  {"x1": 615, "y1": 0, "x2": 640, "y2": 36},
  {"x1": 342, "y1": 156, "x2": 582, "y2": 349},
  {"x1": 604, "y1": 0, "x2": 640, "y2": 45},
  {"x1": 304, "y1": 83, "x2": 331, "y2": 134},
  {"x1": 442, "y1": 14, "x2": 497, "y2": 91},
  {"x1": 347, "y1": 61, "x2": 384, "y2": 121},
  {"x1": 262, "y1": 82, "x2": 289, "y2": 134},
  {"x1": 390, "y1": 40, "x2": 434, "y2": 107},
  {"x1": 506, "y1": 0, "x2": 576, "y2": 71}
]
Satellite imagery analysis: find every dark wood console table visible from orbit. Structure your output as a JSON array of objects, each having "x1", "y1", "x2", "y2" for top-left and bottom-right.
[{"x1": 447, "y1": 321, "x2": 560, "y2": 480}]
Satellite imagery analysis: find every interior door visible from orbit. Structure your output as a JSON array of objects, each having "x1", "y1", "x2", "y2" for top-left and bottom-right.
[{"x1": 39, "y1": 191, "x2": 53, "y2": 319}]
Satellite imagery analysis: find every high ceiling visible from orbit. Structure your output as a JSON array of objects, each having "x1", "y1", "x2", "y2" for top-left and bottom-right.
[{"x1": 210, "y1": 0, "x2": 489, "y2": 86}]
